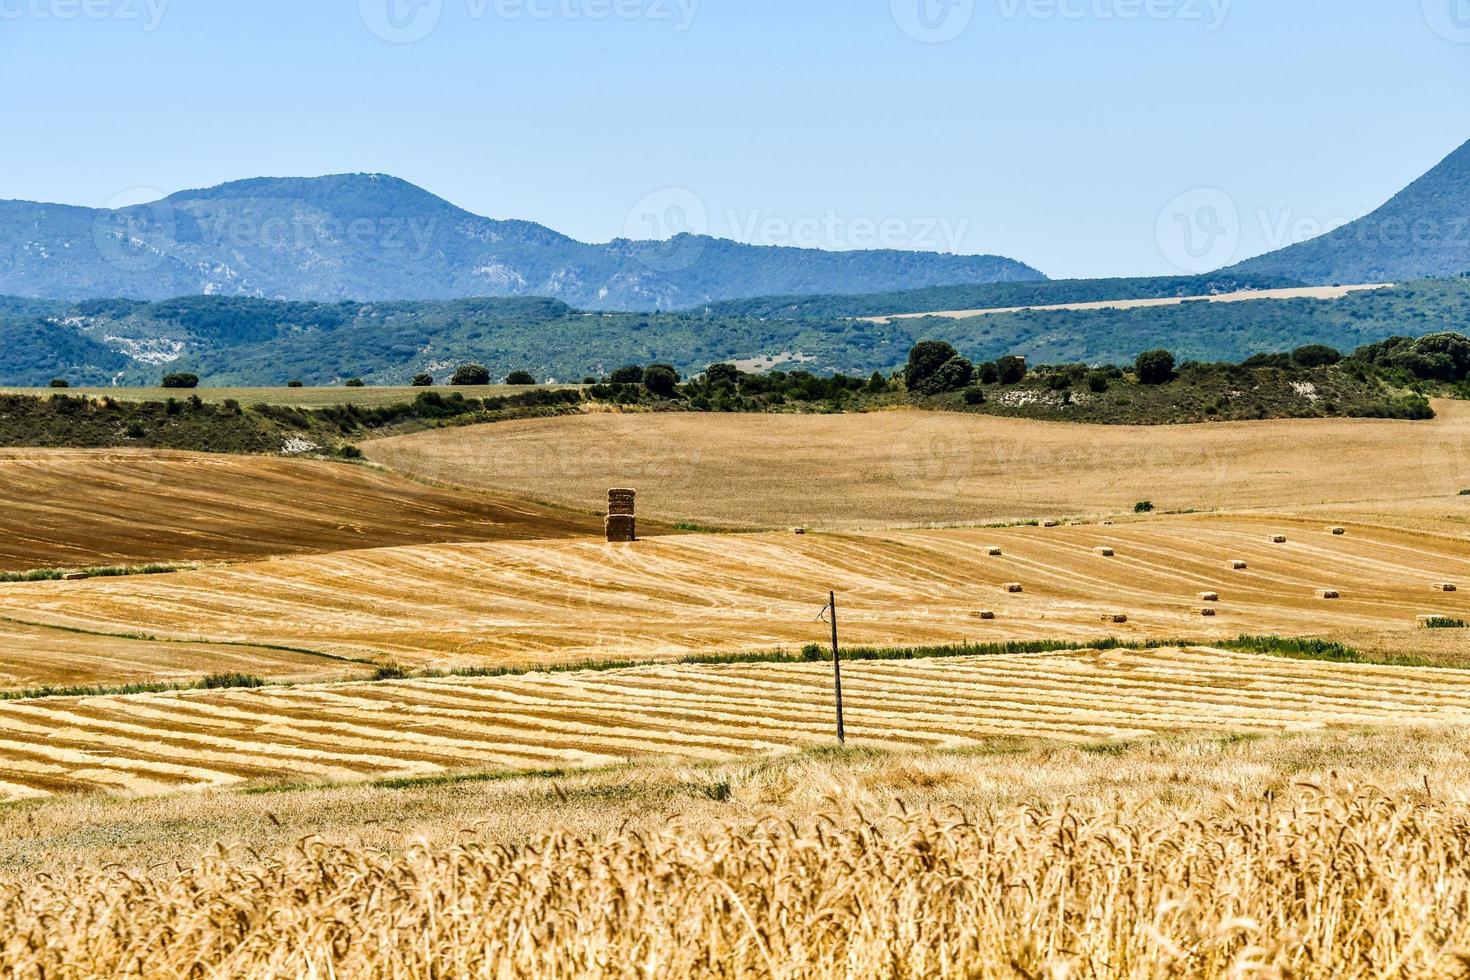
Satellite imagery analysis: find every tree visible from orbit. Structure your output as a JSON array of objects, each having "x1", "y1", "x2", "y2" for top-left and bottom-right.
[
  {"x1": 1135, "y1": 349, "x2": 1176, "y2": 385},
  {"x1": 1292, "y1": 344, "x2": 1342, "y2": 368},
  {"x1": 505, "y1": 371, "x2": 537, "y2": 385},
  {"x1": 977, "y1": 361, "x2": 999, "y2": 385},
  {"x1": 161, "y1": 373, "x2": 199, "y2": 389},
  {"x1": 704, "y1": 363, "x2": 741, "y2": 386},
  {"x1": 996, "y1": 355, "x2": 1027, "y2": 385},
  {"x1": 609, "y1": 365, "x2": 645, "y2": 384},
  {"x1": 914, "y1": 355, "x2": 975, "y2": 396},
  {"x1": 865, "y1": 371, "x2": 888, "y2": 394},
  {"x1": 345, "y1": 378, "x2": 366, "y2": 387},
  {"x1": 644, "y1": 363, "x2": 680, "y2": 397},
  {"x1": 287, "y1": 380, "x2": 304, "y2": 388},
  {"x1": 905, "y1": 340, "x2": 961, "y2": 391},
  {"x1": 48, "y1": 378, "x2": 69, "y2": 388},
  {"x1": 963, "y1": 386, "x2": 986, "y2": 405},
  {"x1": 451, "y1": 364, "x2": 491, "y2": 386},
  {"x1": 411, "y1": 372, "x2": 434, "y2": 387}
]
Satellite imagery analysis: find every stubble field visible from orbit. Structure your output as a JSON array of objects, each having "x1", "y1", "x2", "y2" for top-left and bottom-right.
[{"x1": 364, "y1": 401, "x2": 1470, "y2": 529}]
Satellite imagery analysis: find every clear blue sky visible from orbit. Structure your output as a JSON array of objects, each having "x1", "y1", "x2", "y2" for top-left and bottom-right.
[{"x1": 2, "y1": 0, "x2": 1467, "y2": 278}]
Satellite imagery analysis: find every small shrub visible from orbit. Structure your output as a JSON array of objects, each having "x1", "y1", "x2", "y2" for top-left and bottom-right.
[
  {"x1": 1422, "y1": 617, "x2": 1469, "y2": 630},
  {"x1": 48, "y1": 378, "x2": 69, "y2": 388},
  {"x1": 411, "y1": 373, "x2": 434, "y2": 387},
  {"x1": 336, "y1": 444, "x2": 365, "y2": 460},
  {"x1": 963, "y1": 386, "x2": 986, "y2": 406},
  {"x1": 1135, "y1": 500, "x2": 1155, "y2": 513},
  {"x1": 801, "y1": 643, "x2": 825, "y2": 662},
  {"x1": 198, "y1": 673, "x2": 266, "y2": 690},
  {"x1": 161, "y1": 373, "x2": 200, "y2": 389},
  {"x1": 505, "y1": 371, "x2": 537, "y2": 386},
  {"x1": 345, "y1": 378, "x2": 366, "y2": 388},
  {"x1": 373, "y1": 663, "x2": 413, "y2": 681},
  {"x1": 287, "y1": 380, "x2": 305, "y2": 388}
]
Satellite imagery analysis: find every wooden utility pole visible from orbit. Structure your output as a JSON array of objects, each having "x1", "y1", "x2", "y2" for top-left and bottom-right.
[{"x1": 829, "y1": 591, "x2": 846, "y2": 745}]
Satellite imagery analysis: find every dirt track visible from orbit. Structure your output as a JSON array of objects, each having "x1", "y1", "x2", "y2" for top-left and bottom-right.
[
  {"x1": 0, "y1": 449, "x2": 605, "y2": 571},
  {"x1": 861, "y1": 283, "x2": 1392, "y2": 322}
]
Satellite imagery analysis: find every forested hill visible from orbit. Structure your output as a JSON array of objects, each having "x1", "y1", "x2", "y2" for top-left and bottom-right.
[
  {"x1": 7, "y1": 279, "x2": 1470, "y2": 388},
  {"x1": 0, "y1": 174, "x2": 1042, "y2": 310}
]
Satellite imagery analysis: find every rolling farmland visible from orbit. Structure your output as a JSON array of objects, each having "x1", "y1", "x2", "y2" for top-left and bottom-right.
[
  {"x1": 4, "y1": 645, "x2": 1470, "y2": 801},
  {"x1": 365, "y1": 401, "x2": 1470, "y2": 529},
  {"x1": 0, "y1": 448, "x2": 604, "y2": 571},
  {"x1": 2, "y1": 516, "x2": 1468, "y2": 679}
]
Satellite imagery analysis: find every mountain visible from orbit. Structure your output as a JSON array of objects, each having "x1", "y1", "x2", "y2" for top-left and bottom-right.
[
  {"x1": 1229, "y1": 139, "x2": 1470, "y2": 283},
  {"x1": 0, "y1": 174, "x2": 1044, "y2": 310}
]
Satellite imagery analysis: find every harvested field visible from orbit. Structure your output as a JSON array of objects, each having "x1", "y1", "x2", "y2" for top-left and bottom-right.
[
  {"x1": 0, "y1": 448, "x2": 604, "y2": 571},
  {"x1": 3, "y1": 515, "x2": 1469, "y2": 673},
  {"x1": 365, "y1": 400, "x2": 1470, "y2": 530},
  {"x1": 860, "y1": 282, "x2": 1392, "y2": 322},
  {"x1": 0, "y1": 620, "x2": 358, "y2": 691},
  {"x1": 4, "y1": 645, "x2": 1470, "y2": 801}
]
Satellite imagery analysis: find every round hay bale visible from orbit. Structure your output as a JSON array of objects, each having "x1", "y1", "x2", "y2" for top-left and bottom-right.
[
  {"x1": 1328, "y1": 526, "x2": 1346, "y2": 536},
  {"x1": 792, "y1": 527, "x2": 808, "y2": 535},
  {"x1": 973, "y1": 610, "x2": 997, "y2": 621},
  {"x1": 1200, "y1": 607, "x2": 1218, "y2": 617}
]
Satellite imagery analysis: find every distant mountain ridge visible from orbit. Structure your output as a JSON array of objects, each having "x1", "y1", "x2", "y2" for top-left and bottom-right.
[
  {"x1": 1229, "y1": 138, "x2": 1470, "y2": 283},
  {"x1": 0, "y1": 174, "x2": 1044, "y2": 310}
]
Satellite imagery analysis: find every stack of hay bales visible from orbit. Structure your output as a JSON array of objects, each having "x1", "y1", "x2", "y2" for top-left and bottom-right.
[
  {"x1": 1270, "y1": 535, "x2": 1288, "y2": 544},
  {"x1": 1199, "y1": 592, "x2": 1220, "y2": 603},
  {"x1": 1231, "y1": 560, "x2": 1249, "y2": 570},
  {"x1": 1004, "y1": 582, "x2": 1024, "y2": 594},
  {"x1": 1200, "y1": 607, "x2": 1218, "y2": 617},
  {"x1": 1317, "y1": 588, "x2": 1341, "y2": 600},
  {"x1": 1095, "y1": 547, "x2": 1115, "y2": 557},
  {"x1": 986, "y1": 546, "x2": 1004, "y2": 556},
  {"x1": 974, "y1": 610, "x2": 997, "y2": 621},
  {"x1": 606, "y1": 488, "x2": 637, "y2": 543},
  {"x1": 1435, "y1": 583, "x2": 1459, "y2": 593},
  {"x1": 1100, "y1": 614, "x2": 1128, "y2": 624}
]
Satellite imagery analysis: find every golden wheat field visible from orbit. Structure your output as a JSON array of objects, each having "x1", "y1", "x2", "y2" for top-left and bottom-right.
[
  {"x1": 7, "y1": 780, "x2": 1470, "y2": 978},
  {"x1": 0, "y1": 448, "x2": 604, "y2": 571},
  {"x1": 365, "y1": 400, "x2": 1470, "y2": 529},
  {"x1": 3, "y1": 514, "x2": 1467, "y2": 677}
]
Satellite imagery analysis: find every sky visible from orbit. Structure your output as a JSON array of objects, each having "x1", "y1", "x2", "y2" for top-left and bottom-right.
[{"x1": 1, "y1": 0, "x2": 1467, "y2": 279}]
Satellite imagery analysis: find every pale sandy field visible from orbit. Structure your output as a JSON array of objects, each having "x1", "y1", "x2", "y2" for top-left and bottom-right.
[
  {"x1": 365, "y1": 401, "x2": 1470, "y2": 530},
  {"x1": 860, "y1": 282, "x2": 1393, "y2": 322}
]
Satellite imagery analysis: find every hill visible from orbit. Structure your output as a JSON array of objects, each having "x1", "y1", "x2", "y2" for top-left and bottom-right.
[
  {"x1": 0, "y1": 174, "x2": 1043, "y2": 310},
  {"x1": 1229, "y1": 138, "x2": 1470, "y2": 283},
  {"x1": 10, "y1": 279, "x2": 1470, "y2": 386}
]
